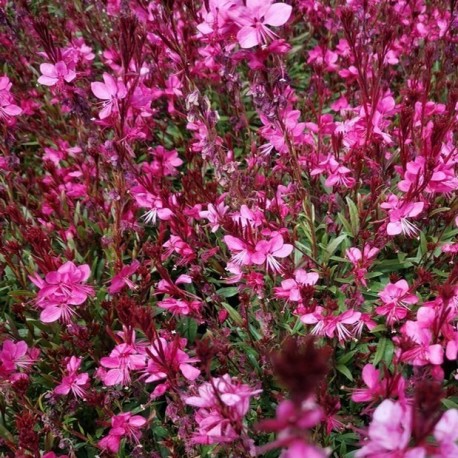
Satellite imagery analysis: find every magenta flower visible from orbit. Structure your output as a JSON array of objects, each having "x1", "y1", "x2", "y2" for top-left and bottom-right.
[
  {"x1": 37, "y1": 62, "x2": 76, "y2": 87},
  {"x1": 381, "y1": 195, "x2": 424, "y2": 237},
  {"x1": 199, "y1": 201, "x2": 229, "y2": 232},
  {"x1": 376, "y1": 280, "x2": 418, "y2": 325},
  {"x1": 230, "y1": 0, "x2": 293, "y2": 48},
  {"x1": 30, "y1": 261, "x2": 94, "y2": 323},
  {"x1": 257, "y1": 399, "x2": 326, "y2": 457},
  {"x1": 252, "y1": 234, "x2": 294, "y2": 273},
  {"x1": 108, "y1": 260, "x2": 140, "y2": 294},
  {"x1": 0, "y1": 76, "x2": 22, "y2": 122},
  {"x1": 54, "y1": 356, "x2": 89, "y2": 399},
  {"x1": 274, "y1": 269, "x2": 319, "y2": 302},
  {"x1": 91, "y1": 73, "x2": 127, "y2": 119},
  {"x1": 99, "y1": 412, "x2": 146, "y2": 453},
  {"x1": 400, "y1": 321, "x2": 443, "y2": 366},
  {"x1": 143, "y1": 337, "x2": 200, "y2": 385},
  {"x1": 99, "y1": 343, "x2": 146, "y2": 386},
  {"x1": 0, "y1": 340, "x2": 39, "y2": 379},
  {"x1": 224, "y1": 235, "x2": 256, "y2": 266},
  {"x1": 131, "y1": 185, "x2": 173, "y2": 225},
  {"x1": 351, "y1": 364, "x2": 405, "y2": 404},
  {"x1": 301, "y1": 307, "x2": 361, "y2": 343}
]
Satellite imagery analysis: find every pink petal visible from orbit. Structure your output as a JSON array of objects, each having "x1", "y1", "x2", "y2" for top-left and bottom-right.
[
  {"x1": 362, "y1": 364, "x2": 379, "y2": 389},
  {"x1": 91, "y1": 82, "x2": 111, "y2": 100},
  {"x1": 99, "y1": 103, "x2": 113, "y2": 119},
  {"x1": 273, "y1": 243, "x2": 293, "y2": 258},
  {"x1": 37, "y1": 76, "x2": 57, "y2": 86},
  {"x1": 3, "y1": 104, "x2": 22, "y2": 116},
  {"x1": 180, "y1": 363, "x2": 200, "y2": 381},
  {"x1": 40, "y1": 306, "x2": 62, "y2": 323},
  {"x1": 129, "y1": 416, "x2": 147, "y2": 427},
  {"x1": 103, "y1": 369, "x2": 124, "y2": 386},
  {"x1": 224, "y1": 235, "x2": 246, "y2": 251},
  {"x1": 264, "y1": 3, "x2": 292, "y2": 27},
  {"x1": 40, "y1": 63, "x2": 57, "y2": 78},
  {"x1": 427, "y1": 345, "x2": 443, "y2": 365},
  {"x1": 387, "y1": 221, "x2": 402, "y2": 235},
  {"x1": 237, "y1": 26, "x2": 260, "y2": 49}
]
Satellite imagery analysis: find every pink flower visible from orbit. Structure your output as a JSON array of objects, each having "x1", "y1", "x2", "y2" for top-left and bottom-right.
[
  {"x1": 400, "y1": 321, "x2": 444, "y2": 366},
  {"x1": 108, "y1": 260, "x2": 140, "y2": 294},
  {"x1": 346, "y1": 245, "x2": 379, "y2": 287},
  {"x1": 252, "y1": 234, "x2": 294, "y2": 272},
  {"x1": 199, "y1": 201, "x2": 229, "y2": 232},
  {"x1": 257, "y1": 399, "x2": 326, "y2": 457},
  {"x1": 0, "y1": 76, "x2": 22, "y2": 121},
  {"x1": 351, "y1": 364, "x2": 405, "y2": 404},
  {"x1": 54, "y1": 356, "x2": 89, "y2": 399},
  {"x1": 185, "y1": 374, "x2": 261, "y2": 444},
  {"x1": 301, "y1": 307, "x2": 361, "y2": 342},
  {"x1": 197, "y1": 0, "x2": 241, "y2": 36},
  {"x1": 99, "y1": 412, "x2": 146, "y2": 453},
  {"x1": 355, "y1": 400, "x2": 425, "y2": 457},
  {"x1": 143, "y1": 337, "x2": 200, "y2": 385},
  {"x1": 376, "y1": 280, "x2": 418, "y2": 325},
  {"x1": 230, "y1": 0, "x2": 293, "y2": 48},
  {"x1": 224, "y1": 235, "x2": 256, "y2": 266},
  {"x1": 38, "y1": 62, "x2": 76, "y2": 87},
  {"x1": 381, "y1": 195, "x2": 424, "y2": 237},
  {"x1": 0, "y1": 340, "x2": 39, "y2": 379},
  {"x1": 100, "y1": 343, "x2": 146, "y2": 386},
  {"x1": 131, "y1": 185, "x2": 174, "y2": 224},
  {"x1": 311, "y1": 155, "x2": 355, "y2": 189},
  {"x1": 30, "y1": 261, "x2": 94, "y2": 323},
  {"x1": 275, "y1": 269, "x2": 319, "y2": 302},
  {"x1": 433, "y1": 409, "x2": 458, "y2": 458},
  {"x1": 91, "y1": 73, "x2": 127, "y2": 119}
]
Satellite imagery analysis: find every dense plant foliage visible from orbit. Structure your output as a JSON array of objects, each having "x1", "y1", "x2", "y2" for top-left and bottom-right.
[{"x1": 0, "y1": 0, "x2": 458, "y2": 457}]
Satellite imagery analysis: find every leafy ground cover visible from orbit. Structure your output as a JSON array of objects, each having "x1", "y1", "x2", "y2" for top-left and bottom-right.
[{"x1": 0, "y1": 0, "x2": 458, "y2": 457}]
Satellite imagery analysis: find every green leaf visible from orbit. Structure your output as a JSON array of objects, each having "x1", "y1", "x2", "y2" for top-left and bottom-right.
[
  {"x1": 346, "y1": 196, "x2": 360, "y2": 236},
  {"x1": 336, "y1": 364, "x2": 354, "y2": 381},
  {"x1": 221, "y1": 302, "x2": 243, "y2": 325},
  {"x1": 216, "y1": 287, "x2": 239, "y2": 298}
]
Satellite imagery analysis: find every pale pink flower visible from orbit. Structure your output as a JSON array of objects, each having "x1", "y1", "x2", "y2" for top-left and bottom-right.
[
  {"x1": 38, "y1": 62, "x2": 76, "y2": 87},
  {"x1": 355, "y1": 400, "x2": 425, "y2": 457},
  {"x1": 91, "y1": 73, "x2": 127, "y2": 119},
  {"x1": 433, "y1": 409, "x2": 458, "y2": 458},
  {"x1": 230, "y1": 0, "x2": 293, "y2": 48},
  {"x1": 185, "y1": 374, "x2": 261, "y2": 444}
]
